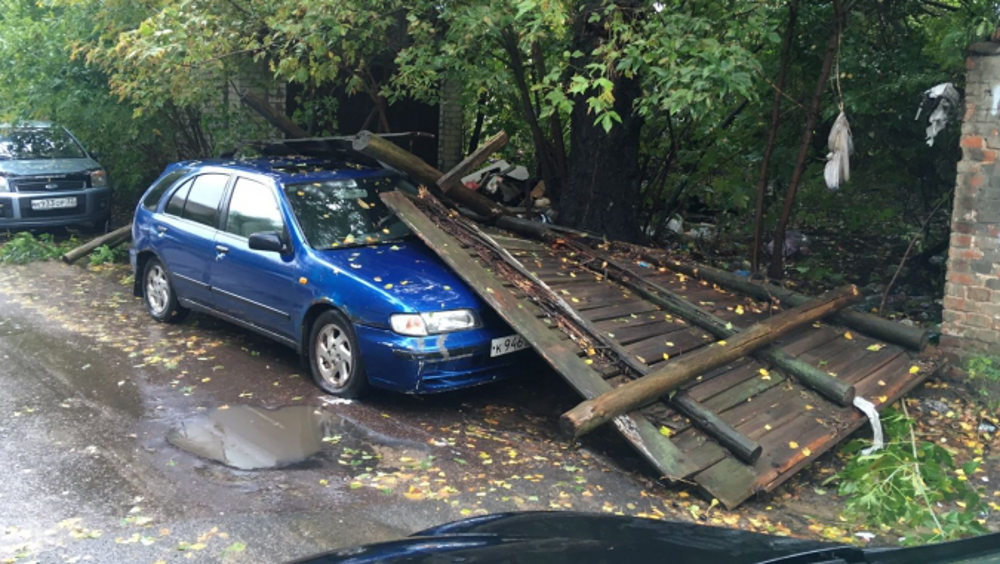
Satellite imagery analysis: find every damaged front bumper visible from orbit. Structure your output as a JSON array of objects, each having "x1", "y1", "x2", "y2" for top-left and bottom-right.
[{"x1": 354, "y1": 324, "x2": 535, "y2": 394}]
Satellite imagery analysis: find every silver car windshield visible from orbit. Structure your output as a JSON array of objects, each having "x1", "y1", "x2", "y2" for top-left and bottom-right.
[{"x1": 0, "y1": 126, "x2": 87, "y2": 160}]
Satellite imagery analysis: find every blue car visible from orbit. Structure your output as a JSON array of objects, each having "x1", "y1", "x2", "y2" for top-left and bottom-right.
[{"x1": 130, "y1": 154, "x2": 532, "y2": 397}]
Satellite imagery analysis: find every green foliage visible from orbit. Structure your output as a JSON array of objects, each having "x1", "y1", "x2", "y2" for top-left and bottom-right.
[
  {"x1": 833, "y1": 408, "x2": 987, "y2": 544},
  {"x1": 967, "y1": 354, "x2": 1000, "y2": 409},
  {"x1": 0, "y1": 232, "x2": 76, "y2": 264},
  {"x1": 88, "y1": 243, "x2": 128, "y2": 266}
]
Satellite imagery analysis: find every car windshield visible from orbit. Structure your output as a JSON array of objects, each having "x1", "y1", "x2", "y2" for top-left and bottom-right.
[
  {"x1": 0, "y1": 126, "x2": 87, "y2": 160},
  {"x1": 284, "y1": 175, "x2": 414, "y2": 250}
]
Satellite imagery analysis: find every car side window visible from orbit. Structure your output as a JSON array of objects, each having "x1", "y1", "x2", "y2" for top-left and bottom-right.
[
  {"x1": 181, "y1": 173, "x2": 229, "y2": 227},
  {"x1": 142, "y1": 169, "x2": 190, "y2": 211},
  {"x1": 224, "y1": 177, "x2": 285, "y2": 238},
  {"x1": 164, "y1": 178, "x2": 193, "y2": 217}
]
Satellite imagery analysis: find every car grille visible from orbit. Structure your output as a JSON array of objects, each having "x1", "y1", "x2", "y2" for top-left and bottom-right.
[{"x1": 11, "y1": 176, "x2": 89, "y2": 193}]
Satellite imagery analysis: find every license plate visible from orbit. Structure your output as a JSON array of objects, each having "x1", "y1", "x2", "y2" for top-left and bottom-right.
[
  {"x1": 490, "y1": 334, "x2": 529, "y2": 357},
  {"x1": 31, "y1": 197, "x2": 77, "y2": 210}
]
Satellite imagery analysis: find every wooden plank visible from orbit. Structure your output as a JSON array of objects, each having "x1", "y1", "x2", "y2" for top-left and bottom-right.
[
  {"x1": 381, "y1": 190, "x2": 700, "y2": 480},
  {"x1": 581, "y1": 300, "x2": 662, "y2": 322},
  {"x1": 684, "y1": 358, "x2": 756, "y2": 402},
  {"x1": 625, "y1": 328, "x2": 715, "y2": 366},
  {"x1": 702, "y1": 371, "x2": 789, "y2": 413},
  {"x1": 694, "y1": 456, "x2": 760, "y2": 509},
  {"x1": 605, "y1": 318, "x2": 690, "y2": 346}
]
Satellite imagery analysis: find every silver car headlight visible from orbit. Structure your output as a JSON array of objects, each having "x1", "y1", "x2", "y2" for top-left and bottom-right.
[
  {"x1": 390, "y1": 310, "x2": 480, "y2": 337},
  {"x1": 0, "y1": 177, "x2": 8, "y2": 192},
  {"x1": 89, "y1": 169, "x2": 107, "y2": 188}
]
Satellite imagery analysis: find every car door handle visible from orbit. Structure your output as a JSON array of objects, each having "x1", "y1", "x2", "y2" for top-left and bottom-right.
[
  {"x1": 215, "y1": 245, "x2": 229, "y2": 260},
  {"x1": 155, "y1": 225, "x2": 167, "y2": 235}
]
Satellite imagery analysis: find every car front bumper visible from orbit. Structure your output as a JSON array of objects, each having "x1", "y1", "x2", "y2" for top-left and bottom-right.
[
  {"x1": 355, "y1": 324, "x2": 536, "y2": 394},
  {"x1": 0, "y1": 186, "x2": 112, "y2": 229}
]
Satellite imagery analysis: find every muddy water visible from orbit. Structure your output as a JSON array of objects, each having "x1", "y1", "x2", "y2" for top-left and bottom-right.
[{"x1": 167, "y1": 405, "x2": 350, "y2": 470}]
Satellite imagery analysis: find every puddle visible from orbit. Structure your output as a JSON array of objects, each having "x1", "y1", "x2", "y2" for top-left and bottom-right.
[{"x1": 167, "y1": 405, "x2": 352, "y2": 470}]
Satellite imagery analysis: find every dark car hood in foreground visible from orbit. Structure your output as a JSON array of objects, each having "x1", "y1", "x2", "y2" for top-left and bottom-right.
[
  {"x1": 291, "y1": 512, "x2": 1000, "y2": 564},
  {"x1": 0, "y1": 157, "x2": 100, "y2": 177}
]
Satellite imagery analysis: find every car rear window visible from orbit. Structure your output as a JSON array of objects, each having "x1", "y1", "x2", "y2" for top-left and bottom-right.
[
  {"x1": 0, "y1": 126, "x2": 87, "y2": 159},
  {"x1": 181, "y1": 173, "x2": 228, "y2": 227},
  {"x1": 142, "y1": 169, "x2": 191, "y2": 211},
  {"x1": 283, "y1": 175, "x2": 414, "y2": 250}
]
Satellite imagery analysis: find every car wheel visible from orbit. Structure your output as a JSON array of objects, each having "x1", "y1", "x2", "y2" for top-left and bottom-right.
[
  {"x1": 143, "y1": 258, "x2": 187, "y2": 323},
  {"x1": 309, "y1": 310, "x2": 368, "y2": 398}
]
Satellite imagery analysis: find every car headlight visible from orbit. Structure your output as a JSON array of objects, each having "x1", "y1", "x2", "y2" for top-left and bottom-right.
[
  {"x1": 0, "y1": 177, "x2": 8, "y2": 192},
  {"x1": 89, "y1": 169, "x2": 107, "y2": 188},
  {"x1": 390, "y1": 310, "x2": 480, "y2": 336}
]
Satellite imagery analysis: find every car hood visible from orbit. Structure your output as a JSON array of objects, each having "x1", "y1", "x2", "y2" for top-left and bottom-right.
[
  {"x1": 0, "y1": 157, "x2": 100, "y2": 177},
  {"x1": 313, "y1": 239, "x2": 482, "y2": 313},
  {"x1": 291, "y1": 511, "x2": 1000, "y2": 564}
]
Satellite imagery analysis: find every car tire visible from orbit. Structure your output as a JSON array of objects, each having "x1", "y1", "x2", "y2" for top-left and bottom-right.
[
  {"x1": 309, "y1": 310, "x2": 368, "y2": 398},
  {"x1": 142, "y1": 258, "x2": 187, "y2": 323}
]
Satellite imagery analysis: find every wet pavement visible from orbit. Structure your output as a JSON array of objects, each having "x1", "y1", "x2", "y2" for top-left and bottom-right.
[{"x1": 0, "y1": 260, "x2": 710, "y2": 563}]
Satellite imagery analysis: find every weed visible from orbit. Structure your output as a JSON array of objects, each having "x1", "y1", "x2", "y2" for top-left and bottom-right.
[
  {"x1": 0, "y1": 232, "x2": 76, "y2": 264},
  {"x1": 967, "y1": 354, "x2": 1000, "y2": 410},
  {"x1": 831, "y1": 407, "x2": 987, "y2": 544},
  {"x1": 88, "y1": 243, "x2": 128, "y2": 265}
]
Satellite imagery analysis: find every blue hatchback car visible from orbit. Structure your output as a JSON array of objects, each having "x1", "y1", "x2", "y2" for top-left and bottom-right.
[{"x1": 130, "y1": 154, "x2": 531, "y2": 397}]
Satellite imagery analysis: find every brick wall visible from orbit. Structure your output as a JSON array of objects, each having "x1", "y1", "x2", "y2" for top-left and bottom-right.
[{"x1": 942, "y1": 41, "x2": 1000, "y2": 358}]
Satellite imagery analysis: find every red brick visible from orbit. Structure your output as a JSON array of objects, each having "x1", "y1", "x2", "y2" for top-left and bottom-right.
[
  {"x1": 969, "y1": 174, "x2": 986, "y2": 189},
  {"x1": 954, "y1": 221, "x2": 976, "y2": 235},
  {"x1": 990, "y1": 225, "x2": 999, "y2": 238},
  {"x1": 984, "y1": 149, "x2": 999, "y2": 164},
  {"x1": 967, "y1": 313, "x2": 992, "y2": 328},
  {"x1": 948, "y1": 272, "x2": 978, "y2": 285},
  {"x1": 959, "y1": 248, "x2": 984, "y2": 260},
  {"x1": 952, "y1": 233, "x2": 972, "y2": 248},
  {"x1": 962, "y1": 135, "x2": 985, "y2": 149},
  {"x1": 966, "y1": 286, "x2": 992, "y2": 302},
  {"x1": 943, "y1": 296, "x2": 966, "y2": 311}
]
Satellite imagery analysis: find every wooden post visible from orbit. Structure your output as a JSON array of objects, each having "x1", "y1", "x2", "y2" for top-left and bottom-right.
[
  {"x1": 61, "y1": 224, "x2": 132, "y2": 264},
  {"x1": 437, "y1": 131, "x2": 509, "y2": 193},
  {"x1": 352, "y1": 130, "x2": 506, "y2": 219},
  {"x1": 238, "y1": 90, "x2": 311, "y2": 139},
  {"x1": 664, "y1": 259, "x2": 929, "y2": 351},
  {"x1": 560, "y1": 285, "x2": 860, "y2": 438}
]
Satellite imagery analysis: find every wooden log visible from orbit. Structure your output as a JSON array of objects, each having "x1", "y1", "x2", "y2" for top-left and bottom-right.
[
  {"x1": 672, "y1": 391, "x2": 762, "y2": 463},
  {"x1": 239, "y1": 90, "x2": 311, "y2": 139},
  {"x1": 563, "y1": 240, "x2": 855, "y2": 406},
  {"x1": 61, "y1": 224, "x2": 132, "y2": 264},
  {"x1": 352, "y1": 130, "x2": 506, "y2": 220},
  {"x1": 663, "y1": 259, "x2": 930, "y2": 351},
  {"x1": 437, "y1": 131, "x2": 509, "y2": 193},
  {"x1": 560, "y1": 285, "x2": 860, "y2": 438}
]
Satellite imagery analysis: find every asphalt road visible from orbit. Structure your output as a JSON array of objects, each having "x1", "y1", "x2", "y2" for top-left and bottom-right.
[{"x1": 0, "y1": 260, "x2": 677, "y2": 563}]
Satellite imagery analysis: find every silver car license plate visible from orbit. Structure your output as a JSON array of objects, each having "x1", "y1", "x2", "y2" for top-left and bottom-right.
[
  {"x1": 490, "y1": 334, "x2": 529, "y2": 357},
  {"x1": 31, "y1": 197, "x2": 77, "y2": 210}
]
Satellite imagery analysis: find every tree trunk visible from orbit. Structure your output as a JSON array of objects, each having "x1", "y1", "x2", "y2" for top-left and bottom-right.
[
  {"x1": 768, "y1": 0, "x2": 845, "y2": 278},
  {"x1": 751, "y1": 0, "x2": 799, "y2": 273},
  {"x1": 561, "y1": 2, "x2": 643, "y2": 242}
]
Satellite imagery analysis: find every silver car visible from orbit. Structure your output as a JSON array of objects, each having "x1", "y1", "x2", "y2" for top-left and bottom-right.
[{"x1": 0, "y1": 121, "x2": 111, "y2": 231}]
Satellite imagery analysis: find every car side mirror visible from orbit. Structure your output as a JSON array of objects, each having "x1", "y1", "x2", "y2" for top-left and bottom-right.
[{"x1": 248, "y1": 231, "x2": 289, "y2": 254}]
